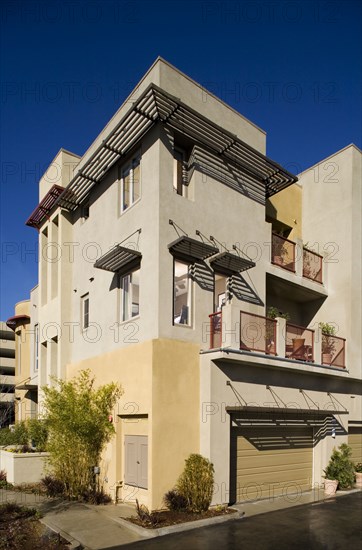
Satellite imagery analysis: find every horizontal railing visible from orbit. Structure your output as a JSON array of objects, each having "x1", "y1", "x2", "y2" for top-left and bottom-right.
[
  {"x1": 321, "y1": 334, "x2": 346, "y2": 368},
  {"x1": 271, "y1": 233, "x2": 296, "y2": 272},
  {"x1": 240, "y1": 311, "x2": 277, "y2": 355},
  {"x1": 303, "y1": 248, "x2": 323, "y2": 283},
  {"x1": 209, "y1": 311, "x2": 222, "y2": 349},
  {"x1": 285, "y1": 323, "x2": 314, "y2": 362}
]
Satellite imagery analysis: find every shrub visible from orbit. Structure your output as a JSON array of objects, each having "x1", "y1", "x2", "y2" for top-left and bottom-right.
[
  {"x1": 28, "y1": 418, "x2": 48, "y2": 451},
  {"x1": 41, "y1": 476, "x2": 65, "y2": 498},
  {"x1": 81, "y1": 488, "x2": 112, "y2": 505},
  {"x1": 0, "y1": 427, "x2": 18, "y2": 446},
  {"x1": 0, "y1": 470, "x2": 6, "y2": 481},
  {"x1": 324, "y1": 443, "x2": 355, "y2": 489},
  {"x1": 12, "y1": 421, "x2": 29, "y2": 446},
  {"x1": 176, "y1": 454, "x2": 214, "y2": 513},
  {"x1": 135, "y1": 499, "x2": 159, "y2": 527},
  {"x1": 354, "y1": 462, "x2": 362, "y2": 473},
  {"x1": 163, "y1": 489, "x2": 188, "y2": 511}
]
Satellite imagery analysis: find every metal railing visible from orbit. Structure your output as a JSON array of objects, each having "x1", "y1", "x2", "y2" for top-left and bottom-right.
[
  {"x1": 303, "y1": 248, "x2": 323, "y2": 283},
  {"x1": 285, "y1": 323, "x2": 314, "y2": 362},
  {"x1": 321, "y1": 334, "x2": 346, "y2": 368},
  {"x1": 240, "y1": 311, "x2": 277, "y2": 355},
  {"x1": 209, "y1": 312, "x2": 222, "y2": 349},
  {"x1": 271, "y1": 233, "x2": 296, "y2": 272}
]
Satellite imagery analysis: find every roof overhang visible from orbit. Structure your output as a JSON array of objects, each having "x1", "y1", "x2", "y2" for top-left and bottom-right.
[
  {"x1": 227, "y1": 406, "x2": 348, "y2": 417},
  {"x1": 16, "y1": 383, "x2": 38, "y2": 391},
  {"x1": 6, "y1": 315, "x2": 31, "y2": 331},
  {"x1": 210, "y1": 251, "x2": 255, "y2": 276},
  {"x1": 168, "y1": 236, "x2": 219, "y2": 263},
  {"x1": 26, "y1": 185, "x2": 64, "y2": 229},
  {"x1": 52, "y1": 84, "x2": 297, "y2": 212},
  {"x1": 94, "y1": 245, "x2": 141, "y2": 273}
]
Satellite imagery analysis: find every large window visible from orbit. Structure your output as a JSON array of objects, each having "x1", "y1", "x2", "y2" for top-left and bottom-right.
[
  {"x1": 120, "y1": 154, "x2": 141, "y2": 213},
  {"x1": 81, "y1": 294, "x2": 90, "y2": 330},
  {"x1": 173, "y1": 260, "x2": 192, "y2": 326},
  {"x1": 34, "y1": 324, "x2": 39, "y2": 371},
  {"x1": 120, "y1": 269, "x2": 140, "y2": 322}
]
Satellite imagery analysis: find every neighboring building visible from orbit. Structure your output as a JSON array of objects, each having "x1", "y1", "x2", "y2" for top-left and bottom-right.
[
  {"x1": 0, "y1": 321, "x2": 15, "y2": 426},
  {"x1": 21, "y1": 58, "x2": 361, "y2": 508},
  {"x1": 6, "y1": 291, "x2": 39, "y2": 422}
]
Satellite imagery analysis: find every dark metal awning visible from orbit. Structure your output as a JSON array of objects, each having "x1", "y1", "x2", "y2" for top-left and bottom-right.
[
  {"x1": 16, "y1": 383, "x2": 38, "y2": 391},
  {"x1": 94, "y1": 245, "x2": 141, "y2": 273},
  {"x1": 227, "y1": 406, "x2": 348, "y2": 416},
  {"x1": 26, "y1": 185, "x2": 64, "y2": 229},
  {"x1": 52, "y1": 83, "x2": 297, "y2": 212},
  {"x1": 210, "y1": 252, "x2": 255, "y2": 276},
  {"x1": 6, "y1": 315, "x2": 31, "y2": 330},
  {"x1": 168, "y1": 236, "x2": 219, "y2": 263}
]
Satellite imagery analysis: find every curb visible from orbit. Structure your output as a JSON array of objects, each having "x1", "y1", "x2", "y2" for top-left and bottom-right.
[
  {"x1": 40, "y1": 518, "x2": 83, "y2": 549},
  {"x1": 113, "y1": 509, "x2": 244, "y2": 538}
]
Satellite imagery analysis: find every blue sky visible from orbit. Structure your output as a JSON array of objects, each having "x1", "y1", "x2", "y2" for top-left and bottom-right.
[{"x1": 0, "y1": 0, "x2": 361, "y2": 319}]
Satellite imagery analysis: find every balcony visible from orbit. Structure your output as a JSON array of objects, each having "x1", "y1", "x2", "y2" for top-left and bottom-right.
[
  {"x1": 303, "y1": 247, "x2": 323, "y2": 284},
  {"x1": 271, "y1": 233, "x2": 295, "y2": 272},
  {"x1": 207, "y1": 308, "x2": 346, "y2": 370}
]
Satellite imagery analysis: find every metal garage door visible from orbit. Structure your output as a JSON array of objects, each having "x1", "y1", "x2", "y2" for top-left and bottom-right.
[
  {"x1": 231, "y1": 427, "x2": 313, "y2": 502},
  {"x1": 348, "y1": 428, "x2": 362, "y2": 463}
]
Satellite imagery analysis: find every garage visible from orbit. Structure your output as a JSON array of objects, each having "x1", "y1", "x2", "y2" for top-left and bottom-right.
[
  {"x1": 348, "y1": 427, "x2": 362, "y2": 463},
  {"x1": 230, "y1": 426, "x2": 314, "y2": 502}
]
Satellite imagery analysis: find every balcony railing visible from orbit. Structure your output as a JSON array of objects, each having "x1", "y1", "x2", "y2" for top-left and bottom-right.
[
  {"x1": 271, "y1": 233, "x2": 295, "y2": 272},
  {"x1": 240, "y1": 311, "x2": 277, "y2": 355},
  {"x1": 285, "y1": 323, "x2": 314, "y2": 362},
  {"x1": 303, "y1": 248, "x2": 323, "y2": 283},
  {"x1": 321, "y1": 334, "x2": 346, "y2": 368},
  {"x1": 209, "y1": 312, "x2": 222, "y2": 349}
]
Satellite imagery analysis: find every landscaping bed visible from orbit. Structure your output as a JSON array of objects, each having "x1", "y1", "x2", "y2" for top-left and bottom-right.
[
  {"x1": 126, "y1": 506, "x2": 237, "y2": 529},
  {"x1": 0, "y1": 502, "x2": 70, "y2": 550}
]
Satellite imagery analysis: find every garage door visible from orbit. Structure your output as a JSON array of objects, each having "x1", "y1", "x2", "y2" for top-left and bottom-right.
[
  {"x1": 231, "y1": 427, "x2": 313, "y2": 502},
  {"x1": 348, "y1": 428, "x2": 362, "y2": 463}
]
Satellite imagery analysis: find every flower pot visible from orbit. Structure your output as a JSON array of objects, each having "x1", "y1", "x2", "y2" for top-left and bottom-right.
[
  {"x1": 292, "y1": 338, "x2": 305, "y2": 351},
  {"x1": 274, "y1": 255, "x2": 284, "y2": 266},
  {"x1": 324, "y1": 478, "x2": 338, "y2": 496},
  {"x1": 322, "y1": 353, "x2": 333, "y2": 364},
  {"x1": 355, "y1": 472, "x2": 362, "y2": 487}
]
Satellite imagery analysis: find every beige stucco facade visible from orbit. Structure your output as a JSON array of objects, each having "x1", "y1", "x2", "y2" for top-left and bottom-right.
[{"x1": 17, "y1": 59, "x2": 361, "y2": 508}]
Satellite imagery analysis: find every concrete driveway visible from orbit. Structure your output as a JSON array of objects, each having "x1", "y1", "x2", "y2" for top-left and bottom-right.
[{"x1": 117, "y1": 492, "x2": 362, "y2": 550}]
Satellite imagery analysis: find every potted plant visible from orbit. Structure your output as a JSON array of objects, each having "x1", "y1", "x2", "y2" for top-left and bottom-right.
[
  {"x1": 323, "y1": 443, "x2": 355, "y2": 496},
  {"x1": 319, "y1": 322, "x2": 337, "y2": 364},
  {"x1": 354, "y1": 462, "x2": 362, "y2": 487}
]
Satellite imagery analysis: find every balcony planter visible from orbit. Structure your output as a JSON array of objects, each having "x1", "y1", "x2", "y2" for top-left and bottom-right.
[
  {"x1": 0, "y1": 448, "x2": 49, "y2": 484},
  {"x1": 324, "y1": 478, "x2": 338, "y2": 496},
  {"x1": 292, "y1": 338, "x2": 305, "y2": 352},
  {"x1": 322, "y1": 353, "x2": 333, "y2": 365}
]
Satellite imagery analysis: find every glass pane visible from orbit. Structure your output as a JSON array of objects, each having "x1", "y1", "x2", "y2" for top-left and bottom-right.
[
  {"x1": 122, "y1": 275, "x2": 130, "y2": 321},
  {"x1": 83, "y1": 297, "x2": 89, "y2": 329},
  {"x1": 122, "y1": 167, "x2": 131, "y2": 211},
  {"x1": 133, "y1": 160, "x2": 140, "y2": 203},
  {"x1": 173, "y1": 261, "x2": 191, "y2": 325},
  {"x1": 131, "y1": 269, "x2": 140, "y2": 317}
]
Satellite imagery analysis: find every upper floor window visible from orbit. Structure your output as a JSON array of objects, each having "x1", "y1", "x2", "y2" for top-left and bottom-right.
[
  {"x1": 173, "y1": 148, "x2": 188, "y2": 198},
  {"x1": 173, "y1": 260, "x2": 192, "y2": 326},
  {"x1": 120, "y1": 154, "x2": 141, "y2": 213},
  {"x1": 120, "y1": 268, "x2": 140, "y2": 322},
  {"x1": 34, "y1": 324, "x2": 39, "y2": 371},
  {"x1": 81, "y1": 294, "x2": 90, "y2": 330}
]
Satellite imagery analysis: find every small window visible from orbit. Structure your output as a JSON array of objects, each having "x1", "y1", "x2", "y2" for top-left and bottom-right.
[
  {"x1": 81, "y1": 294, "x2": 90, "y2": 330},
  {"x1": 173, "y1": 149, "x2": 188, "y2": 197},
  {"x1": 120, "y1": 155, "x2": 141, "y2": 213},
  {"x1": 120, "y1": 269, "x2": 140, "y2": 322},
  {"x1": 34, "y1": 324, "x2": 39, "y2": 371},
  {"x1": 173, "y1": 260, "x2": 192, "y2": 326}
]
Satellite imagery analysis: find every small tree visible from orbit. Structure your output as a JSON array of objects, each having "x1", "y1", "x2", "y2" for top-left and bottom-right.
[
  {"x1": 324, "y1": 443, "x2": 355, "y2": 489},
  {"x1": 42, "y1": 369, "x2": 122, "y2": 499},
  {"x1": 176, "y1": 454, "x2": 214, "y2": 513}
]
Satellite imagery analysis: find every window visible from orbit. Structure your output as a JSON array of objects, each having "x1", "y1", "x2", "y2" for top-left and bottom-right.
[
  {"x1": 120, "y1": 269, "x2": 140, "y2": 322},
  {"x1": 173, "y1": 148, "x2": 187, "y2": 197},
  {"x1": 120, "y1": 155, "x2": 140, "y2": 213},
  {"x1": 173, "y1": 260, "x2": 192, "y2": 326},
  {"x1": 34, "y1": 324, "x2": 39, "y2": 371},
  {"x1": 124, "y1": 435, "x2": 148, "y2": 489},
  {"x1": 81, "y1": 294, "x2": 90, "y2": 330},
  {"x1": 16, "y1": 331, "x2": 21, "y2": 375}
]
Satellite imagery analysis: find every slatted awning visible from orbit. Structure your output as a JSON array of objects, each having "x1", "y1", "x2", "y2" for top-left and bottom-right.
[
  {"x1": 53, "y1": 84, "x2": 297, "y2": 212},
  {"x1": 168, "y1": 236, "x2": 219, "y2": 263},
  {"x1": 94, "y1": 245, "x2": 141, "y2": 273},
  {"x1": 26, "y1": 185, "x2": 64, "y2": 229},
  {"x1": 6, "y1": 315, "x2": 31, "y2": 330},
  {"x1": 210, "y1": 252, "x2": 255, "y2": 276}
]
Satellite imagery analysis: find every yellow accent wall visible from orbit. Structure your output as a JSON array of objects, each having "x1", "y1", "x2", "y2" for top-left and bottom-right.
[{"x1": 266, "y1": 184, "x2": 302, "y2": 240}]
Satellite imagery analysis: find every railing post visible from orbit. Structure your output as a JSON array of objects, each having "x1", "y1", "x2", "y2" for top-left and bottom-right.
[
  {"x1": 276, "y1": 316, "x2": 286, "y2": 358},
  {"x1": 295, "y1": 238, "x2": 303, "y2": 277},
  {"x1": 315, "y1": 326, "x2": 323, "y2": 364}
]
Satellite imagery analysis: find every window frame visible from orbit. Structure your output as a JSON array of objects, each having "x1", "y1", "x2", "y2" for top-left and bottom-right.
[
  {"x1": 119, "y1": 268, "x2": 140, "y2": 323},
  {"x1": 34, "y1": 324, "x2": 39, "y2": 371},
  {"x1": 119, "y1": 153, "x2": 141, "y2": 214},
  {"x1": 173, "y1": 147, "x2": 188, "y2": 197},
  {"x1": 172, "y1": 258, "x2": 193, "y2": 327},
  {"x1": 81, "y1": 293, "x2": 90, "y2": 331}
]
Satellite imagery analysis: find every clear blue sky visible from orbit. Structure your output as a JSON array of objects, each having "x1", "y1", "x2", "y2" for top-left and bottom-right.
[{"x1": 0, "y1": 0, "x2": 361, "y2": 320}]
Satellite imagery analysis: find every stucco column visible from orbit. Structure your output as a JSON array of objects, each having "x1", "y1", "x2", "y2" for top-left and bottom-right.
[
  {"x1": 315, "y1": 326, "x2": 323, "y2": 364},
  {"x1": 276, "y1": 316, "x2": 286, "y2": 358},
  {"x1": 220, "y1": 303, "x2": 240, "y2": 349}
]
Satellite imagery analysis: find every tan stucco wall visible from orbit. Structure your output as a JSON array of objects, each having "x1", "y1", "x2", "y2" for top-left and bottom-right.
[
  {"x1": 266, "y1": 183, "x2": 302, "y2": 240},
  {"x1": 14, "y1": 301, "x2": 31, "y2": 421},
  {"x1": 39, "y1": 149, "x2": 80, "y2": 201}
]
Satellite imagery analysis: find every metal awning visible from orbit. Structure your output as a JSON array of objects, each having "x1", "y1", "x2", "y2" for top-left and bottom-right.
[
  {"x1": 6, "y1": 315, "x2": 30, "y2": 330},
  {"x1": 16, "y1": 383, "x2": 38, "y2": 390},
  {"x1": 210, "y1": 252, "x2": 255, "y2": 276},
  {"x1": 94, "y1": 244, "x2": 141, "y2": 273},
  {"x1": 168, "y1": 236, "x2": 219, "y2": 263},
  {"x1": 52, "y1": 84, "x2": 297, "y2": 212},
  {"x1": 26, "y1": 185, "x2": 64, "y2": 229},
  {"x1": 227, "y1": 406, "x2": 348, "y2": 416}
]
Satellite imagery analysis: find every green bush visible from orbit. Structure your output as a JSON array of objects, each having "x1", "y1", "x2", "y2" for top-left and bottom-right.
[
  {"x1": 12, "y1": 422, "x2": 29, "y2": 446},
  {"x1": 176, "y1": 454, "x2": 214, "y2": 513},
  {"x1": 28, "y1": 419, "x2": 48, "y2": 451},
  {"x1": 163, "y1": 489, "x2": 188, "y2": 511},
  {"x1": 0, "y1": 428, "x2": 18, "y2": 446},
  {"x1": 324, "y1": 443, "x2": 355, "y2": 489}
]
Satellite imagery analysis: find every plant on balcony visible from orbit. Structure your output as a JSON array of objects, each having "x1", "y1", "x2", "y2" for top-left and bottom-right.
[
  {"x1": 319, "y1": 322, "x2": 337, "y2": 362},
  {"x1": 266, "y1": 306, "x2": 290, "y2": 321},
  {"x1": 323, "y1": 443, "x2": 355, "y2": 495}
]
